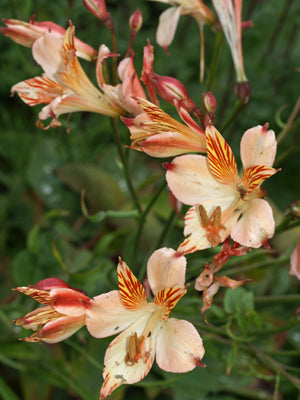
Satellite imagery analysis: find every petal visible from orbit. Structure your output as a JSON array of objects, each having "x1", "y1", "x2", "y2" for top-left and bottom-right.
[
  {"x1": 241, "y1": 165, "x2": 278, "y2": 195},
  {"x1": 178, "y1": 204, "x2": 240, "y2": 254},
  {"x1": 32, "y1": 32, "x2": 65, "y2": 78},
  {"x1": 100, "y1": 313, "x2": 161, "y2": 399},
  {"x1": 154, "y1": 286, "x2": 187, "y2": 320},
  {"x1": 290, "y1": 238, "x2": 300, "y2": 280},
  {"x1": 156, "y1": 318, "x2": 205, "y2": 372},
  {"x1": 14, "y1": 306, "x2": 61, "y2": 329},
  {"x1": 166, "y1": 154, "x2": 236, "y2": 206},
  {"x1": 240, "y1": 125, "x2": 277, "y2": 168},
  {"x1": 205, "y1": 125, "x2": 239, "y2": 185},
  {"x1": 156, "y1": 7, "x2": 181, "y2": 48},
  {"x1": 147, "y1": 248, "x2": 186, "y2": 295},
  {"x1": 11, "y1": 76, "x2": 66, "y2": 106},
  {"x1": 117, "y1": 259, "x2": 147, "y2": 310},
  {"x1": 231, "y1": 198, "x2": 275, "y2": 247},
  {"x1": 86, "y1": 290, "x2": 150, "y2": 338},
  {"x1": 50, "y1": 287, "x2": 90, "y2": 316},
  {"x1": 13, "y1": 287, "x2": 51, "y2": 305},
  {"x1": 139, "y1": 131, "x2": 206, "y2": 157},
  {"x1": 38, "y1": 315, "x2": 85, "y2": 343},
  {"x1": 118, "y1": 56, "x2": 146, "y2": 115}
]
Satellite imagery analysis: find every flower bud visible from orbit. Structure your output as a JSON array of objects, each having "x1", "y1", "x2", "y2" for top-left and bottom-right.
[
  {"x1": 129, "y1": 9, "x2": 143, "y2": 33},
  {"x1": 202, "y1": 92, "x2": 217, "y2": 113},
  {"x1": 233, "y1": 80, "x2": 251, "y2": 104},
  {"x1": 82, "y1": 0, "x2": 113, "y2": 28}
]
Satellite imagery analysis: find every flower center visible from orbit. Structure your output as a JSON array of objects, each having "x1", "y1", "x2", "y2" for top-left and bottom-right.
[{"x1": 196, "y1": 205, "x2": 226, "y2": 246}]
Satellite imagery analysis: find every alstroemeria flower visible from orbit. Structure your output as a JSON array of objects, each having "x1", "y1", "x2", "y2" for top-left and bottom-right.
[
  {"x1": 0, "y1": 17, "x2": 97, "y2": 60},
  {"x1": 212, "y1": 0, "x2": 250, "y2": 101},
  {"x1": 122, "y1": 97, "x2": 206, "y2": 157},
  {"x1": 86, "y1": 248, "x2": 205, "y2": 399},
  {"x1": 166, "y1": 124, "x2": 278, "y2": 254},
  {"x1": 151, "y1": 0, "x2": 215, "y2": 80},
  {"x1": 14, "y1": 278, "x2": 90, "y2": 343},
  {"x1": 11, "y1": 23, "x2": 143, "y2": 129}
]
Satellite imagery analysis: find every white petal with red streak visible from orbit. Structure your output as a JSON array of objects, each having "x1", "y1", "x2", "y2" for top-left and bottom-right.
[
  {"x1": 240, "y1": 125, "x2": 277, "y2": 168},
  {"x1": 156, "y1": 318, "x2": 205, "y2": 373},
  {"x1": 156, "y1": 6, "x2": 181, "y2": 48},
  {"x1": 100, "y1": 312, "x2": 161, "y2": 399},
  {"x1": 166, "y1": 154, "x2": 236, "y2": 206},
  {"x1": 86, "y1": 290, "x2": 153, "y2": 338},
  {"x1": 231, "y1": 198, "x2": 275, "y2": 247},
  {"x1": 147, "y1": 248, "x2": 186, "y2": 295}
]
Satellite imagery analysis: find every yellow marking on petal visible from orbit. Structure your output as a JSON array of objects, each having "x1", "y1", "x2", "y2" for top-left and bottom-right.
[
  {"x1": 13, "y1": 287, "x2": 52, "y2": 305},
  {"x1": 136, "y1": 98, "x2": 201, "y2": 139},
  {"x1": 117, "y1": 259, "x2": 147, "y2": 310},
  {"x1": 241, "y1": 165, "x2": 278, "y2": 196},
  {"x1": 14, "y1": 307, "x2": 62, "y2": 327},
  {"x1": 154, "y1": 286, "x2": 187, "y2": 320},
  {"x1": 206, "y1": 126, "x2": 239, "y2": 185}
]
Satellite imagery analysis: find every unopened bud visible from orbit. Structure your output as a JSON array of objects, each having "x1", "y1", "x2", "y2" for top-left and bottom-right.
[
  {"x1": 233, "y1": 80, "x2": 251, "y2": 104},
  {"x1": 202, "y1": 92, "x2": 217, "y2": 113},
  {"x1": 82, "y1": 0, "x2": 112, "y2": 28},
  {"x1": 129, "y1": 9, "x2": 143, "y2": 33}
]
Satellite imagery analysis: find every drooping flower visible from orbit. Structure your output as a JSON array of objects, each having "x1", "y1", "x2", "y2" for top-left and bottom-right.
[
  {"x1": 212, "y1": 0, "x2": 251, "y2": 102},
  {"x1": 122, "y1": 97, "x2": 206, "y2": 157},
  {"x1": 13, "y1": 278, "x2": 90, "y2": 343},
  {"x1": 10, "y1": 23, "x2": 144, "y2": 129},
  {"x1": 150, "y1": 0, "x2": 215, "y2": 80},
  {"x1": 0, "y1": 17, "x2": 97, "y2": 60},
  {"x1": 86, "y1": 248, "x2": 205, "y2": 399},
  {"x1": 166, "y1": 124, "x2": 279, "y2": 254}
]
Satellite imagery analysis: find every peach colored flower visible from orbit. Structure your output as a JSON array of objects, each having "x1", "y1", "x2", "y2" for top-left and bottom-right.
[
  {"x1": 122, "y1": 97, "x2": 206, "y2": 157},
  {"x1": 0, "y1": 17, "x2": 97, "y2": 60},
  {"x1": 11, "y1": 23, "x2": 145, "y2": 129},
  {"x1": 166, "y1": 124, "x2": 278, "y2": 254},
  {"x1": 14, "y1": 278, "x2": 90, "y2": 343},
  {"x1": 86, "y1": 248, "x2": 205, "y2": 399}
]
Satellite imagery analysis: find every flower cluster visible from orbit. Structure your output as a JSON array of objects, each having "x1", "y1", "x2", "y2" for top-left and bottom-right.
[{"x1": 2, "y1": 0, "x2": 288, "y2": 399}]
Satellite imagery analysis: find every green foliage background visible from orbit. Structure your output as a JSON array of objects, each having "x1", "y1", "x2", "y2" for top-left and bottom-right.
[{"x1": 0, "y1": 0, "x2": 299, "y2": 399}]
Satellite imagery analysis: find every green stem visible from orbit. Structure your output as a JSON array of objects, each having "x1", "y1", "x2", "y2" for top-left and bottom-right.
[
  {"x1": 110, "y1": 118, "x2": 142, "y2": 213},
  {"x1": 154, "y1": 209, "x2": 177, "y2": 251},
  {"x1": 225, "y1": 254, "x2": 289, "y2": 276},
  {"x1": 205, "y1": 32, "x2": 223, "y2": 91},
  {"x1": 66, "y1": 339, "x2": 103, "y2": 370},
  {"x1": 277, "y1": 96, "x2": 300, "y2": 145},
  {"x1": 220, "y1": 99, "x2": 244, "y2": 134},
  {"x1": 254, "y1": 294, "x2": 300, "y2": 304},
  {"x1": 130, "y1": 179, "x2": 167, "y2": 277}
]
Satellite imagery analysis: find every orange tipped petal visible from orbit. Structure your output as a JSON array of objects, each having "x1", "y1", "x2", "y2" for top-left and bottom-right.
[
  {"x1": 117, "y1": 259, "x2": 147, "y2": 310},
  {"x1": 205, "y1": 125, "x2": 239, "y2": 185},
  {"x1": 241, "y1": 165, "x2": 278, "y2": 195}
]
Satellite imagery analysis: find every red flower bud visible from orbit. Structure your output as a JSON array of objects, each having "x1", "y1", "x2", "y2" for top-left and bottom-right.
[{"x1": 129, "y1": 9, "x2": 143, "y2": 33}]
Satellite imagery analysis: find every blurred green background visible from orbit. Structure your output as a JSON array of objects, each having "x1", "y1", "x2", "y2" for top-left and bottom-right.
[{"x1": 0, "y1": 0, "x2": 300, "y2": 399}]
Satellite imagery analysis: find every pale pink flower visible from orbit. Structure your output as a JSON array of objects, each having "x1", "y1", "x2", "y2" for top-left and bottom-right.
[
  {"x1": 150, "y1": 0, "x2": 215, "y2": 80},
  {"x1": 290, "y1": 238, "x2": 300, "y2": 280},
  {"x1": 166, "y1": 124, "x2": 278, "y2": 254},
  {"x1": 122, "y1": 97, "x2": 206, "y2": 157},
  {"x1": 0, "y1": 17, "x2": 97, "y2": 61},
  {"x1": 13, "y1": 278, "x2": 90, "y2": 343},
  {"x1": 11, "y1": 23, "x2": 144, "y2": 129},
  {"x1": 86, "y1": 248, "x2": 205, "y2": 399}
]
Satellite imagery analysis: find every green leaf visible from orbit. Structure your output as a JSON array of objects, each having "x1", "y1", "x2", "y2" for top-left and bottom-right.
[{"x1": 0, "y1": 376, "x2": 20, "y2": 400}]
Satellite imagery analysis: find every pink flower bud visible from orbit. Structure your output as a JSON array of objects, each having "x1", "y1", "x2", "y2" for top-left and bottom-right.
[
  {"x1": 129, "y1": 9, "x2": 143, "y2": 33},
  {"x1": 82, "y1": 0, "x2": 112, "y2": 28},
  {"x1": 202, "y1": 92, "x2": 217, "y2": 113}
]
